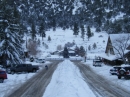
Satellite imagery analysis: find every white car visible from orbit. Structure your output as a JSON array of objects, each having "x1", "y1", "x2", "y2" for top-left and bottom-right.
[
  {"x1": 36, "y1": 59, "x2": 45, "y2": 63},
  {"x1": 109, "y1": 66, "x2": 121, "y2": 75}
]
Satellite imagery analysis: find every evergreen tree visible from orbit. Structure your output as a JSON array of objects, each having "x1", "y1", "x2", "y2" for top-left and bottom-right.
[
  {"x1": 115, "y1": 24, "x2": 122, "y2": 33},
  {"x1": 0, "y1": 1, "x2": 24, "y2": 67},
  {"x1": 93, "y1": 43, "x2": 97, "y2": 49},
  {"x1": 48, "y1": 36, "x2": 51, "y2": 42},
  {"x1": 31, "y1": 22, "x2": 36, "y2": 40},
  {"x1": 125, "y1": 25, "x2": 130, "y2": 33},
  {"x1": 73, "y1": 23, "x2": 79, "y2": 37},
  {"x1": 39, "y1": 22, "x2": 46, "y2": 40},
  {"x1": 63, "y1": 47, "x2": 69, "y2": 58},
  {"x1": 75, "y1": 46, "x2": 80, "y2": 55},
  {"x1": 86, "y1": 26, "x2": 92, "y2": 41},
  {"x1": 88, "y1": 45, "x2": 91, "y2": 51},
  {"x1": 79, "y1": 46, "x2": 85, "y2": 57},
  {"x1": 52, "y1": 18, "x2": 56, "y2": 31},
  {"x1": 104, "y1": 20, "x2": 110, "y2": 31},
  {"x1": 81, "y1": 25, "x2": 85, "y2": 41},
  {"x1": 96, "y1": 27, "x2": 101, "y2": 32}
]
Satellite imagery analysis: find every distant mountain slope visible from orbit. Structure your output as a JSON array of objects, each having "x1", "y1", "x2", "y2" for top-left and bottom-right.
[{"x1": 14, "y1": 0, "x2": 130, "y2": 34}]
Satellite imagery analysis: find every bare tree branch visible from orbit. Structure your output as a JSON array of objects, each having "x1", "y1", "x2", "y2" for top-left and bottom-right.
[{"x1": 112, "y1": 34, "x2": 130, "y2": 63}]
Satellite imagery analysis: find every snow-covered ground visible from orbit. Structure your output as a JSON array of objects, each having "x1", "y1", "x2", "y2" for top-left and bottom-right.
[
  {"x1": 85, "y1": 60, "x2": 130, "y2": 91},
  {"x1": 0, "y1": 28, "x2": 130, "y2": 97},
  {"x1": 43, "y1": 60, "x2": 96, "y2": 97},
  {"x1": 0, "y1": 61, "x2": 51, "y2": 97}
]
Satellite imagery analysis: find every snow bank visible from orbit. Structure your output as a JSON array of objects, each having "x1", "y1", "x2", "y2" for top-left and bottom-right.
[{"x1": 43, "y1": 60, "x2": 96, "y2": 97}]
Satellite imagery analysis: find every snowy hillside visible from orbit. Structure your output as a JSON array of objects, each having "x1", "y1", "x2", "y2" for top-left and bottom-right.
[{"x1": 35, "y1": 28, "x2": 108, "y2": 59}]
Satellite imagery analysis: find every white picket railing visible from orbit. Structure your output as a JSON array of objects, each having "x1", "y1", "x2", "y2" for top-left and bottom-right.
[{"x1": 45, "y1": 57, "x2": 82, "y2": 61}]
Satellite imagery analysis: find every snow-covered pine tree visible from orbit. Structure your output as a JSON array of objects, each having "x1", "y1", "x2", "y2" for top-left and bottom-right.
[
  {"x1": 0, "y1": 1, "x2": 24, "y2": 67},
  {"x1": 75, "y1": 46, "x2": 80, "y2": 55},
  {"x1": 93, "y1": 43, "x2": 97, "y2": 49},
  {"x1": 31, "y1": 22, "x2": 36, "y2": 40},
  {"x1": 48, "y1": 35, "x2": 51, "y2": 42},
  {"x1": 88, "y1": 45, "x2": 91, "y2": 51},
  {"x1": 73, "y1": 22, "x2": 79, "y2": 37},
  {"x1": 86, "y1": 26, "x2": 92, "y2": 41},
  {"x1": 79, "y1": 46, "x2": 85, "y2": 57},
  {"x1": 39, "y1": 22, "x2": 46, "y2": 40},
  {"x1": 63, "y1": 46, "x2": 69, "y2": 58},
  {"x1": 80, "y1": 25, "x2": 85, "y2": 41}
]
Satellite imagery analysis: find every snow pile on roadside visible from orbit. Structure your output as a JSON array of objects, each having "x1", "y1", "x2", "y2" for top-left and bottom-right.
[
  {"x1": 84, "y1": 60, "x2": 130, "y2": 92},
  {"x1": 43, "y1": 60, "x2": 96, "y2": 97}
]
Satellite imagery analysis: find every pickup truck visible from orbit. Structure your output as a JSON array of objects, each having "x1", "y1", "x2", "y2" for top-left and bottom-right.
[
  {"x1": 7, "y1": 64, "x2": 39, "y2": 74},
  {"x1": 0, "y1": 70, "x2": 7, "y2": 83}
]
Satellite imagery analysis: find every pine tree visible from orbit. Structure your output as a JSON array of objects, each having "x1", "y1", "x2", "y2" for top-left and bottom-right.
[
  {"x1": 75, "y1": 46, "x2": 80, "y2": 55},
  {"x1": 81, "y1": 25, "x2": 85, "y2": 41},
  {"x1": 31, "y1": 22, "x2": 36, "y2": 40},
  {"x1": 73, "y1": 23, "x2": 79, "y2": 37},
  {"x1": 88, "y1": 45, "x2": 91, "y2": 51},
  {"x1": 115, "y1": 24, "x2": 122, "y2": 33},
  {"x1": 86, "y1": 26, "x2": 92, "y2": 41},
  {"x1": 63, "y1": 47, "x2": 69, "y2": 58},
  {"x1": 52, "y1": 19, "x2": 56, "y2": 31},
  {"x1": 39, "y1": 22, "x2": 46, "y2": 40},
  {"x1": 48, "y1": 36, "x2": 51, "y2": 42},
  {"x1": 0, "y1": 1, "x2": 24, "y2": 67},
  {"x1": 93, "y1": 43, "x2": 97, "y2": 49},
  {"x1": 79, "y1": 46, "x2": 85, "y2": 57}
]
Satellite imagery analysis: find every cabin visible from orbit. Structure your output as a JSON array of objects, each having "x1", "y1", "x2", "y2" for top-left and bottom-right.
[{"x1": 100, "y1": 34, "x2": 130, "y2": 65}]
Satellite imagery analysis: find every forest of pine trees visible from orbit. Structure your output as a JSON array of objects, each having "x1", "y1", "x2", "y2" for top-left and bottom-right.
[
  {"x1": 0, "y1": 0, "x2": 130, "y2": 66},
  {"x1": 1, "y1": 0, "x2": 130, "y2": 34}
]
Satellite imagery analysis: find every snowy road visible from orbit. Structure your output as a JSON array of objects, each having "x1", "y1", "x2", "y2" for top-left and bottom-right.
[
  {"x1": 4, "y1": 61, "x2": 60, "y2": 97},
  {"x1": 74, "y1": 61, "x2": 130, "y2": 97},
  {"x1": 4, "y1": 60, "x2": 130, "y2": 97}
]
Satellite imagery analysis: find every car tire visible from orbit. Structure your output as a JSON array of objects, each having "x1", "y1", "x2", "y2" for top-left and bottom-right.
[
  {"x1": 0, "y1": 79, "x2": 4, "y2": 83},
  {"x1": 118, "y1": 76, "x2": 121, "y2": 79},
  {"x1": 33, "y1": 69, "x2": 36, "y2": 72},
  {"x1": 119, "y1": 70, "x2": 125, "y2": 75}
]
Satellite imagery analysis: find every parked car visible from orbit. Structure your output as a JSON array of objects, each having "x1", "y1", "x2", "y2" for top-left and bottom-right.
[
  {"x1": 117, "y1": 65, "x2": 130, "y2": 79},
  {"x1": 0, "y1": 70, "x2": 7, "y2": 83},
  {"x1": 36, "y1": 59, "x2": 45, "y2": 63},
  {"x1": 93, "y1": 59, "x2": 102, "y2": 67},
  {"x1": 7, "y1": 64, "x2": 39, "y2": 74},
  {"x1": 109, "y1": 66, "x2": 121, "y2": 75}
]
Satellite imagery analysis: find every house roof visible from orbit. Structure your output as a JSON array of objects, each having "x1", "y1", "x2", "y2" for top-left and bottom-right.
[
  {"x1": 99, "y1": 53, "x2": 118, "y2": 61},
  {"x1": 68, "y1": 51, "x2": 75, "y2": 53},
  {"x1": 102, "y1": 34, "x2": 130, "y2": 61}
]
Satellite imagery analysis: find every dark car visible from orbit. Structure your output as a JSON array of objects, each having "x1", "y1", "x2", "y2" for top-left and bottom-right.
[
  {"x1": 7, "y1": 64, "x2": 39, "y2": 74},
  {"x1": 117, "y1": 65, "x2": 130, "y2": 79},
  {"x1": 109, "y1": 66, "x2": 121, "y2": 75},
  {"x1": 0, "y1": 70, "x2": 7, "y2": 83}
]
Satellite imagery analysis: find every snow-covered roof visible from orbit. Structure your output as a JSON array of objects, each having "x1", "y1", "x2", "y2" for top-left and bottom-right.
[
  {"x1": 68, "y1": 51, "x2": 75, "y2": 53},
  {"x1": 99, "y1": 53, "x2": 118, "y2": 61}
]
